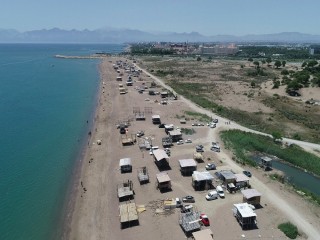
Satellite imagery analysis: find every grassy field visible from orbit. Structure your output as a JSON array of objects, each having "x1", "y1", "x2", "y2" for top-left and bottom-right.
[{"x1": 139, "y1": 56, "x2": 320, "y2": 143}]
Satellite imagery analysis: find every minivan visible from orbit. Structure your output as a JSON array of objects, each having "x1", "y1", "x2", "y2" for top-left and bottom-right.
[{"x1": 205, "y1": 190, "x2": 218, "y2": 200}]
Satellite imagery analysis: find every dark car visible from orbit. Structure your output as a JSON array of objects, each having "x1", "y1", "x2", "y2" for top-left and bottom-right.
[
  {"x1": 158, "y1": 123, "x2": 166, "y2": 128},
  {"x1": 243, "y1": 170, "x2": 252, "y2": 177},
  {"x1": 182, "y1": 195, "x2": 195, "y2": 203},
  {"x1": 205, "y1": 163, "x2": 216, "y2": 170}
]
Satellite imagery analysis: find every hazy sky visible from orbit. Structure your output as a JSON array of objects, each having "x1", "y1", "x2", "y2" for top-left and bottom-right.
[{"x1": 1, "y1": 0, "x2": 319, "y2": 35}]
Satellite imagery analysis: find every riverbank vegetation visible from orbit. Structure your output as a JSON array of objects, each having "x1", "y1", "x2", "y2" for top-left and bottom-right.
[{"x1": 220, "y1": 130, "x2": 320, "y2": 177}]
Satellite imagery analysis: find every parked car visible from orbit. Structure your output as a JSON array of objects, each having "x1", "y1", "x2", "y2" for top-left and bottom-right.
[
  {"x1": 205, "y1": 163, "x2": 216, "y2": 170},
  {"x1": 209, "y1": 123, "x2": 216, "y2": 128},
  {"x1": 181, "y1": 204, "x2": 193, "y2": 213},
  {"x1": 205, "y1": 190, "x2": 218, "y2": 200},
  {"x1": 216, "y1": 185, "x2": 225, "y2": 198},
  {"x1": 175, "y1": 198, "x2": 182, "y2": 208},
  {"x1": 243, "y1": 170, "x2": 252, "y2": 177},
  {"x1": 136, "y1": 130, "x2": 144, "y2": 137},
  {"x1": 185, "y1": 139, "x2": 192, "y2": 143},
  {"x1": 182, "y1": 195, "x2": 195, "y2": 203},
  {"x1": 200, "y1": 214, "x2": 210, "y2": 226},
  {"x1": 212, "y1": 118, "x2": 218, "y2": 123},
  {"x1": 158, "y1": 123, "x2": 166, "y2": 128},
  {"x1": 177, "y1": 140, "x2": 184, "y2": 145},
  {"x1": 196, "y1": 147, "x2": 204, "y2": 152}
]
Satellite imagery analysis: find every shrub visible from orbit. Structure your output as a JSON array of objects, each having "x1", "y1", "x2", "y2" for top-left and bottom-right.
[{"x1": 278, "y1": 222, "x2": 299, "y2": 239}]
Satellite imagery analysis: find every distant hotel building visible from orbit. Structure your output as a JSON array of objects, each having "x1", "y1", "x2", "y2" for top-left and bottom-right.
[{"x1": 200, "y1": 44, "x2": 239, "y2": 55}]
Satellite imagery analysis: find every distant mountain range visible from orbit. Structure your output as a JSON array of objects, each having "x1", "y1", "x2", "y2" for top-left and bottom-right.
[{"x1": 1, "y1": 28, "x2": 320, "y2": 43}]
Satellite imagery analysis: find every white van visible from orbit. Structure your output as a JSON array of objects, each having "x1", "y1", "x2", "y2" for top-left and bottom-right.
[
  {"x1": 205, "y1": 190, "x2": 218, "y2": 200},
  {"x1": 216, "y1": 185, "x2": 225, "y2": 198}
]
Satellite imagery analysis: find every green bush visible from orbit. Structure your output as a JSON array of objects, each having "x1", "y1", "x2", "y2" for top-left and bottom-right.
[{"x1": 278, "y1": 222, "x2": 299, "y2": 239}]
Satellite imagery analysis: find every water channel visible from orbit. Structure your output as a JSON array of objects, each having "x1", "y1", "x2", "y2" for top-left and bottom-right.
[{"x1": 252, "y1": 156, "x2": 320, "y2": 196}]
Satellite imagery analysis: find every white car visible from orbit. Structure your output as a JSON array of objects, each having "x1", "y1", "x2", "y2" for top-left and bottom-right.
[
  {"x1": 185, "y1": 139, "x2": 192, "y2": 143},
  {"x1": 205, "y1": 190, "x2": 218, "y2": 200},
  {"x1": 216, "y1": 185, "x2": 225, "y2": 198},
  {"x1": 177, "y1": 140, "x2": 184, "y2": 145}
]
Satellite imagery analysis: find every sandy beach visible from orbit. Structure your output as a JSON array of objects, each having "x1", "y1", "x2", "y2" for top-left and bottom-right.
[{"x1": 66, "y1": 57, "x2": 320, "y2": 240}]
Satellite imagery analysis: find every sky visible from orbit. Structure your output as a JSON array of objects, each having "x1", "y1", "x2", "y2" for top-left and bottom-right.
[{"x1": 1, "y1": 0, "x2": 320, "y2": 36}]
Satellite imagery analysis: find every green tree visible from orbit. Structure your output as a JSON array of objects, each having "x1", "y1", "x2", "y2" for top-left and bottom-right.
[
  {"x1": 266, "y1": 57, "x2": 272, "y2": 66},
  {"x1": 248, "y1": 58, "x2": 253, "y2": 66},
  {"x1": 274, "y1": 60, "x2": 282, "y2": 69},
  {"x1": 196, "y1": 56, "x2": 202, "y2": 61},
  {"x1": 307, "y1": 60, "x2": 318, "y2": 68},
  {"x1": 301, "y1": 61, "x2": 307, "y2": 68},
  {"x1": 282, "y1": 60, "x2": 286, "y2": 67},
  {"x1": 281, "y1": 69, "x2": 289, "y2": 75},
  {"x1": 272, "y1": 131, "x2": 282, "y2": 142},
  {"x1": 261, "y1": 60, "x2": 266, "y2": 65},
  {"x1": 253, "y1": 61, "x2": 260, "y2": 68},
  {"x1": 251, "y1": 81, "x2": 256, "y2": 88}
]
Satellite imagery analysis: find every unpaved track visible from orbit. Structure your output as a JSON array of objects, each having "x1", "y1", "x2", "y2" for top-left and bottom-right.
[{"x1": 136, "y1": 63, "x2": 320, "y2": 240}]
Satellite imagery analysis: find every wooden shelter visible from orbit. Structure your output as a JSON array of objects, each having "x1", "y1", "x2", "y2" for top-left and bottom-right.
[
  {"x1": 235, "y1": 173, "x2": 250, "y2": 189},
  {"x1": 192, "y1": 171, "x2": 214, "y2": 191},
  {"x1": 153, "y1": 149, "x2": 170, "y2": 168},
  {"x1": 117, "y1": 180, "x2": 134, "y2": 201},
  {"x1": 241, "y1": 189, "x2": 262, "y2": 206},
  {"x1": 119, "y1": 202, "x2": 139, "y2": 229},
  {"x1": 260, "y1": 156, "x2": 273, "y2": 170},
  {"x1": 179, "y1": 159, "x2": 197, "y2": 176},
  {"x1": 156, "y1": 172, "x2": 171, "y2": 191}
]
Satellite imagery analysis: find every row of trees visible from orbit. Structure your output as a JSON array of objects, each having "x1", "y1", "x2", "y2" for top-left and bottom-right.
[{"x1": 248, "y1": 58, "x2": 286, "y2": 68}]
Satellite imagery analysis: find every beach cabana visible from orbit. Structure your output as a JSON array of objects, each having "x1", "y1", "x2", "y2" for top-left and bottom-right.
[
  {"x1": 179, "y1": 159, "x2": 197, "y2": 176},
  {"x1": 235, "y1": 173, "x2": 250, "y2": 189},
  {"x1": 119, "y1": 202, "x2": 139, "y2": 229},
  {"x1": 192, "y1": 171, "x2": 214, "y2": 191},
  {"x1": 219, "y1": 170, "x2": 236, "y2": 184},
  {"x1": 233, "y1": 203, "x2": 257, "y2": 229},
  {"x1": 260, "y1": 156, "x2": 273, "y2": 170},
  {"x1": 152, "y1": 115, "x2": 161, "y2": 124},
  {"x1": 119, "y1": 158, "x2": 132, "y2": 173},
  {"x1": 241, "y1": 189, "x2": 262, "y2": 206},
  {"x1": 168, "y1": 129, "x2": 182, "y2": 142},
  {"x1": 153, "y1": 149, "x2": 170, "y2": 168},
  {"x1": 156, "y1": 172, "x2": 171, "y2": 191}
]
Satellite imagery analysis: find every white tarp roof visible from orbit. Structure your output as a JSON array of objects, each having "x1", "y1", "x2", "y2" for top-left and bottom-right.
[
  {"x1": 152, "y1": 115, "x2": 160, "y2": 119},
  {"x1": 179, "y1": 159, "x2": 197, "y2": 168},
  {"x1": 168, "y1": 130, "x2": 182, "y2": 136},
  {"x1": 235, "y1": 173, "x2": 250, "y2": 182},
  {"x1": 192, "y1": 171, "x2": 214, "y2": 181},
  {"x1": 234, "y1": 203, "x2": 257, "y2": 218},
  {"x1": 241, "y1": 189, "x2": 262, "y2": 199},
  {"x1": 156, "y1": 172, "x2": 171, "y2": 183},
  {"x1": 119, "y1": 158, "x2": 131, "y2": 167},
  {"x1": 153, "y1": 149, "x2": 169, "y2": 162}
]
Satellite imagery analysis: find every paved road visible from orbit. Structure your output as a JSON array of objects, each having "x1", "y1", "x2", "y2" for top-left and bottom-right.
[{"x1": 136, "y1": 63, "x2": 320, "y2": 239}]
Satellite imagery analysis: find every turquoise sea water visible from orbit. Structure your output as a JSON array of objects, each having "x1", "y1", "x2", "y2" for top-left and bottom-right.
[{"x1": 0, "y1": 44, "x2": 123, "y2": 240}]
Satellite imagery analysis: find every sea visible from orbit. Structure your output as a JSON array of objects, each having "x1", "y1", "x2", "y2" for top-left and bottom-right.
[{"x1": 0, "y1": 44, "x2": 124, "y2": 240}]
